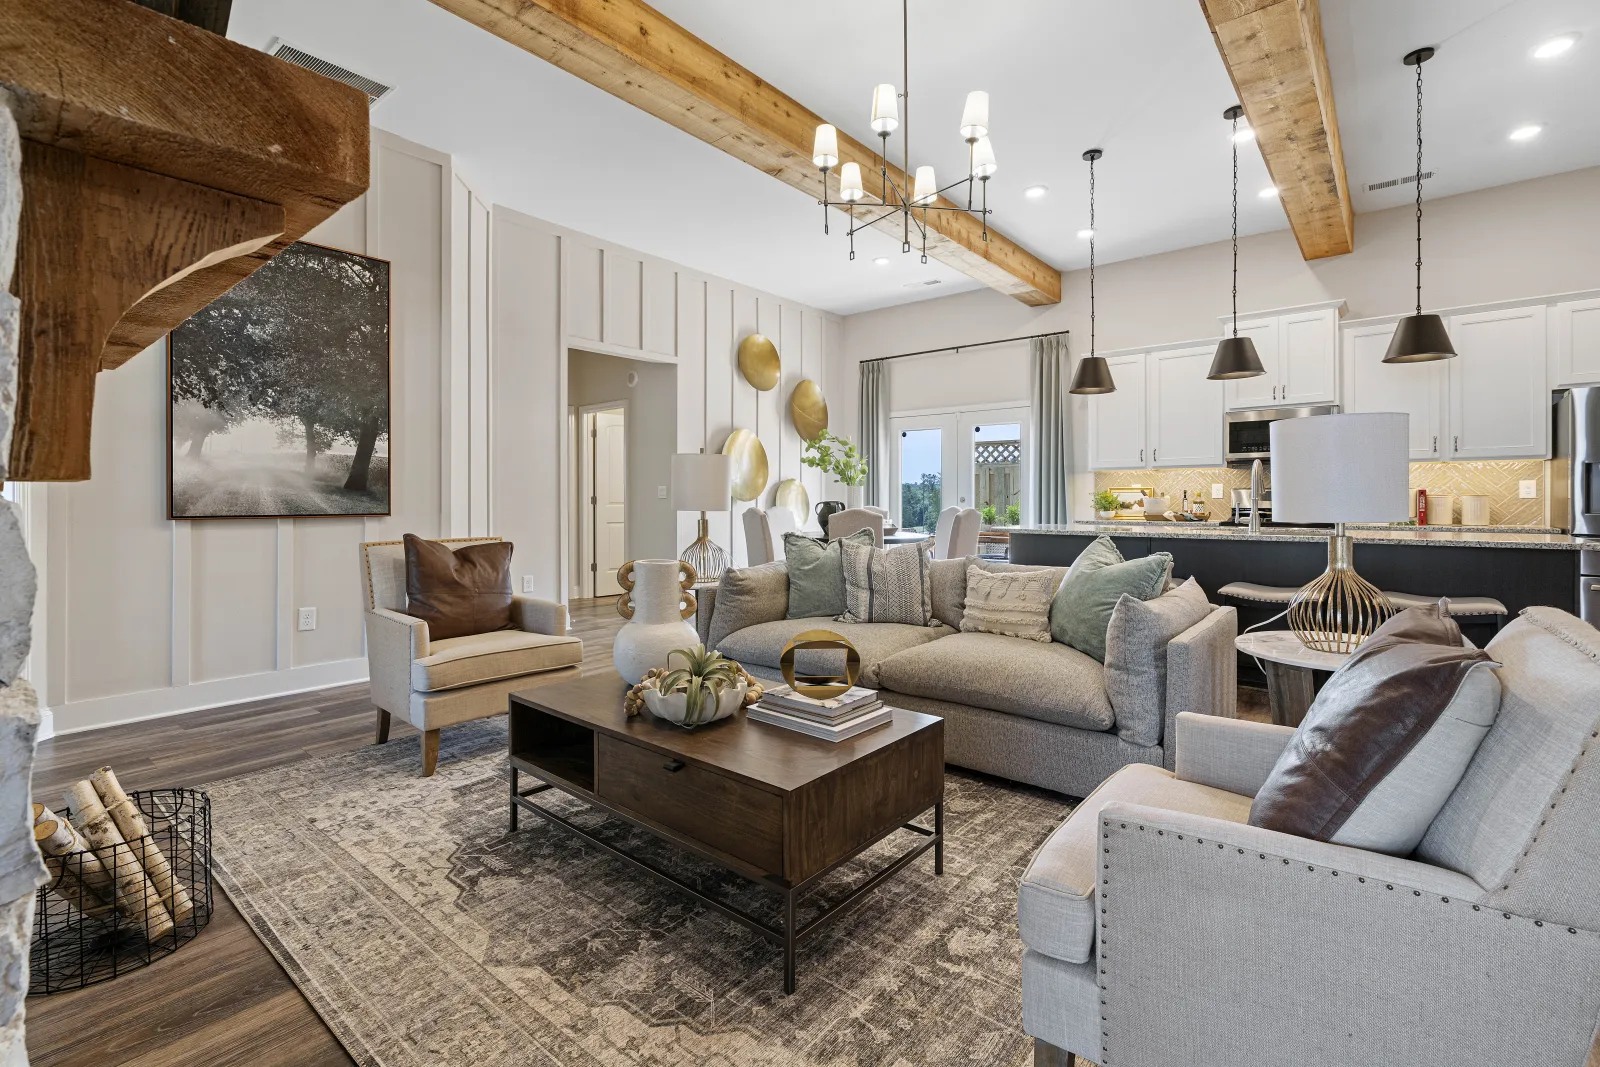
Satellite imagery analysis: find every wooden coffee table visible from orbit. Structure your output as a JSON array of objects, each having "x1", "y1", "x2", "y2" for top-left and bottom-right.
[{"x1": 507, "y1": 672, "x2": 944, "y2": 994}]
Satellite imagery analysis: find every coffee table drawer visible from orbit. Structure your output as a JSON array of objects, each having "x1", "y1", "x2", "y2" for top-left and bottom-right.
[{"x1": 595, "y1": 734, "x2": 785, "y2": 875}]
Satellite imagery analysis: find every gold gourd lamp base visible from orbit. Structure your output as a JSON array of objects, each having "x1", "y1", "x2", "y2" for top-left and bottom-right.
[
  {"x1": 1287, "y1": 524, "x2": 1395, "y2": 654},
  {"x1": 680, "y1": 512, "x2": 728, "y2": 585}
]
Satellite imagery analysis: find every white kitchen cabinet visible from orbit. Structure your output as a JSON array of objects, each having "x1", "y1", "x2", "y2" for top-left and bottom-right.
[
  {"x1": 1223, "y1": 302, "x2": 1344, "y2": 410},
  {"x1": 1553, "y1": 297, "x2": 1600, "y2": 386},
  {"x1": 1342, "y1": 321, "x2": 1444, "y2": 460},
  {"x1": 1086, "y1": 353, "x2": 1148, "y2": 470},
  {"x1": 1446, "y1": 305, "x2": 1549, "y2": 460},
  {"x1": 1148, "y1": 345, "x2": 1225, "y2": 467}
]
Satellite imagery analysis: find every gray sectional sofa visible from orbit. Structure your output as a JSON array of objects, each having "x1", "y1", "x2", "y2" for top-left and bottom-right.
[{"x1": 697, "y1": 556, "x2": 1238, "y2": 798}]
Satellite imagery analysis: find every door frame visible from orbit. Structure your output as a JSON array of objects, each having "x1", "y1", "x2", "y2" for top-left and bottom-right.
[
  {"x1": 889, "y1": 401, "x2": 1034, "y2": 528},
  {"x1": 574, "y1": 399, "x2": 629, "y2": 598},
  {"x1": 958, "y1": 405, "x2": 1032, "y2": 523}
]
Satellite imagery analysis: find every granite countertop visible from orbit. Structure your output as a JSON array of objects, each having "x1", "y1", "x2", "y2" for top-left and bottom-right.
[{"x1": 1011, "y1": 521, "x2": 1590, "y2": 551}]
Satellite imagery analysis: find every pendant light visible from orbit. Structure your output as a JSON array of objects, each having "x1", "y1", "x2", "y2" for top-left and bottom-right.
[
  {"x1": 1069, "y1": 149, "x2": 1116, "y2": 394},
  {"x1": 1208, "y1": 105, "x2": 1267, "y2": 380},
  {"x1": 1384, "y1": 47, "x2": 1456, "y2": 363}
]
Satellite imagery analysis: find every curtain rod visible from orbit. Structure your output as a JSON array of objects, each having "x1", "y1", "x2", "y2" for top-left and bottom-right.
[{"x1": 861, "y1": 329, "x2": 1069, "y2": 364}]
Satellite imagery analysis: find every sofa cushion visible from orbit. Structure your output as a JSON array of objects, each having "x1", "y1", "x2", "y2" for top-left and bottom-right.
[
  {"x1": 706, "y1": 561, "x2": 789, "y2": 649},
  {"x1": 839, "y1": 538, "x2": 934, "y2": 626},
  {"x1": 1104, "y1": 578, "x2": 1213, "y2": 747},
  {"x1": 411, "y1": 629, "x2": 583, "y2": 692},
  {"x1": 783, "y1": 529, "x2": 872, "y2": 619},
  {"x1": 1251, "y1": 603, "x2": 1500, "y2": 856},
  {"x1": 1019, "y1": 763, "x2": 1253, "y2": 963},
  {"x1": 1050, "y1": 536, "x2": 1171, "y2": 662},
  {"x1": 402, "y1": 534, "x2": 514, "y2": 640},
  {"x1": 960, "y1": 564, "x2": 1055, "y2": 642},
  {"x1": 714, "y1": 617, "x2": 955, "y2": 689},
  {"x1": 929, "y1": 555, "x2": 974, "y2": 629},
  {"x1": 875, "y1": 631, "x2": 1115, "y2": 731}
]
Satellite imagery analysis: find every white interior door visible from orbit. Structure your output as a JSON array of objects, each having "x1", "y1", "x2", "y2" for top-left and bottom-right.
[
  {"x1": 890, "y1": 413, "x2": 957, "y2": 532},
  {"x1": 583, "y1": 408, "x2": 627, "y2": 596},
  {"x1": 957, "y1": 407, "x2": 1030, "y2": 525}
]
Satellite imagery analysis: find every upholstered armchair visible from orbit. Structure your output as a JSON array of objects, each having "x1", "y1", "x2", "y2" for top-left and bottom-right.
[
  {"x1": 1021, "y1": 607, "x2": 1600, "y2": 1067},
  {"x1": 360, "y1": 537, "x2": 582, "y2": 775}
]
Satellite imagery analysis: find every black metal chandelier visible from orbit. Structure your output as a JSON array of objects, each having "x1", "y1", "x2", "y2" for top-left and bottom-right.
[
  {"x1": 1069, "y1": 148, "x2": 1116, "y2": 395},
  {"x1": 1384, "y1": 46, "x2": 1456, "y2": 363},
  {"x1": 810, "y1": 0, "x2": 997, "y2": 263},
  {"x1": 1208, "y1": 104, "x2": 1268, "y2": 380}
]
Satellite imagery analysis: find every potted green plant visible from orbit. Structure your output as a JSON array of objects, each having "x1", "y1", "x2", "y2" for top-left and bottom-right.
[
  {"x1": 1093, "y1": 489, "x2": 1122, "y2": 521},
  {"x1": 980, "y1": 504, "x2": 997, "y2": 526},
  {"x1": 801, "y1": 430, "x2": 868, "y2": 510}
]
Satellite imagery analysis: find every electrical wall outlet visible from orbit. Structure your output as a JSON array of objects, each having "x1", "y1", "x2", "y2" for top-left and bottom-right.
[
  {"x1": 657, "y1": 485, "x2": 668, "y2": 499},
  {"x1": 522, "y1": 575, "x2": 536, "y2": 593},
  {"x1": 1211, "y1": 483, "x2": 1224, "y2": 499},
  {"x1": 297, "y1": 607, "x2": 317, "y2": 632},
  {"x1": 1519, "y1": 479, "x2": 1538, "y2": 499}
]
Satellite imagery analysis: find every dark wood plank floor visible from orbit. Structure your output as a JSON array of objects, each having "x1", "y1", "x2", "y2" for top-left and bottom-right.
[{"x1": 26, "y1": 598, "x2": 1272, "y2": 1067}]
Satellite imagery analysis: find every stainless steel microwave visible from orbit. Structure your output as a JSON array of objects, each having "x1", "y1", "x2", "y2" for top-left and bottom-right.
[{"x1": 1224, "y1": 404, "x2": 1339, "y2": 466}]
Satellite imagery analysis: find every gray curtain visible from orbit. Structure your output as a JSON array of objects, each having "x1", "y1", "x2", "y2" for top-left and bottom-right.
[
  {"x1": 858, "y1": 359, "x2": 888, "y2": 508},
  {"x1": 1030, "y1": 334, "x2": 1071, "y2": 525}
]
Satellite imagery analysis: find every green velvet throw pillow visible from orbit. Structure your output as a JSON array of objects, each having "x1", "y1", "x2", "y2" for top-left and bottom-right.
[
  {"x1": 784, "y1": 528, "x2": 873, "y2": 619},
  {"x1": 1050, "y1": 536, "x2": 1172, "y2": 661}
]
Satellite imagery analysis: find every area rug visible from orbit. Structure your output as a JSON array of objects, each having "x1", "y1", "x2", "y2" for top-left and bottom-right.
[{"x1": 208, "y1": 717, "x2": 1074, "y2": 1067}]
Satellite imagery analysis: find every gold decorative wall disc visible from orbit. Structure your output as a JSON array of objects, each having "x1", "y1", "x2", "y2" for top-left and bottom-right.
[
  {"x1": 789, "y1": 379, "x2": 829, "y2": 442},
  {"x1": 738, "y1": 333, "x2": 781, "y2": 391},
  {"x1": 779, "y1": 629, "x2": 862, "y2": 699},
  {"x1": 773, "y1": 478, "x2": 810, "y2": 517},
  {"x1": 721, "y1": 429, "x2": 769, "y2": 502}
]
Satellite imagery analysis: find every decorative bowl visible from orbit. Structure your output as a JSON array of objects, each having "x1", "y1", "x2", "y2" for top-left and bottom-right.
[{"x1": 642, "y1": 681, "x2": 746, "y2": 728}]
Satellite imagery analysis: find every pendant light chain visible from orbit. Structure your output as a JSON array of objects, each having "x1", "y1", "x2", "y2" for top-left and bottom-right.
[
  {"x1": 1231, "y1": 113, "x2": 1240, "y2": 338},
  {"x1": 1413, "y1": 57, "x2": 1425, "y2": 317},
  {"x1": 1088, "y1": 152, "x2": 1096, "y2": 357}
]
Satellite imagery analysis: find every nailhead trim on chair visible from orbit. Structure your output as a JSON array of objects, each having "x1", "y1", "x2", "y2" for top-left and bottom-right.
[{"x1": 1496, "y1": 722, "x2": 1600, "y2": 893}]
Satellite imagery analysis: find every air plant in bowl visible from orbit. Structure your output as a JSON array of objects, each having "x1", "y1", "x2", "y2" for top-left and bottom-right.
[{"x1": 627, "y1": 645, "x2": 762, "y2": 728}]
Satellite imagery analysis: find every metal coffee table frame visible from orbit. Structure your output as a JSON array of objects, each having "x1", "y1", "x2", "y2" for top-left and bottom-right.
[{"x1": 509, "y1": 764, "x2": 942, "y2": 994}]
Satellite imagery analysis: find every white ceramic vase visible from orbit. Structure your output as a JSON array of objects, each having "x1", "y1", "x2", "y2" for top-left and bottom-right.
[
  {"x1": 612, "y1": 559, "x2": 700, "y2": 684},
  {"x1": 642, "y1": 682, "x2": 746, "y2": 728},
  {"x1": 846, "y1": 483, "x2": 864, "y2": 509}
]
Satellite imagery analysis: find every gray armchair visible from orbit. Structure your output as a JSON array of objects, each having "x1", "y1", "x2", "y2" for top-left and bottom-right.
[
  {"x1": 1021, "y1": 607, "x2": 1600, "y2": 1067},
  {"x1": 360, "y1": 538, "x2": 582, "y2": 775}
]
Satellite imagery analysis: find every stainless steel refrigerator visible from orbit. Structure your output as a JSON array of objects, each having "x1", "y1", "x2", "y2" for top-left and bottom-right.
[{"x1": 1553, "y1": 387, "x2": 1600, "y2": 623}]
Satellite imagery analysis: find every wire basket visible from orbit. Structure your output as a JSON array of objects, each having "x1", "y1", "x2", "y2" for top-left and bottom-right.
[{"x1": 30, "y1": 788, "x2": 213, "y2": 994}]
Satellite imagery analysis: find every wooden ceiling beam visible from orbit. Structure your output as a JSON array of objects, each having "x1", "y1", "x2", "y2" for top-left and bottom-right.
[
  {"x1": 1200, "y1": 0, "x2": 1354, "y2": 260},
  {"x1": 427, "y1": 0, "x2": 1061, "y2": 306}
]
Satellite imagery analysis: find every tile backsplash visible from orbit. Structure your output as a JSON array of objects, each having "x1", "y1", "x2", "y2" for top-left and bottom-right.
[{"x1": 1093, "y1": 460, "x2": 1551, "y2": 527}]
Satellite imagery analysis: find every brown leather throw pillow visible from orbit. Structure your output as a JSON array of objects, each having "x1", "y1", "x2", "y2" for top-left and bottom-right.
[
  {"x1": 1249, "y1": 602, "x2": 1501, "y2": 855},
  {"x1": 402, "y1": 535, "x2": 514, "y2": 641}
]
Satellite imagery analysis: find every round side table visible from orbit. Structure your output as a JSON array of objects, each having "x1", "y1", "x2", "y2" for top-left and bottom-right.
[{"x1": 1234, "y1": 631, "x2": 1350, "y2": 727}]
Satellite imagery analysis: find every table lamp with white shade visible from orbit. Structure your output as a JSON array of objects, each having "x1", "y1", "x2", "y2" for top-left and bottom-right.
[
  {"x1": 1271, "y1": 412, "x2": 1410, "y2": 653},
  {"x1": 672, "y1": 451, "x2": 732, "y2": 584}
]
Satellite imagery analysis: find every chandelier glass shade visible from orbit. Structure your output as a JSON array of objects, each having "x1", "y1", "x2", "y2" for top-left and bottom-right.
[
  {"x1": 811, "y1": 0, "x2": 998, "y2": 263},
  {"x1": 1385, "y1": 47, "x2": 1456, "y2": 364}
]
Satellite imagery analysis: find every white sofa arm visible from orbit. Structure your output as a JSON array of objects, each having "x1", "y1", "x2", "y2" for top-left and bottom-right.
[
  {"x1": 1093, "y1": 802, "x2": 1600, "y2": 1067},
  {"x1": 1173, "y1": 713, "x2": 1295, "y2": 797},
  {"x1": 512, "y1": 595, "x2": 568, "y2": 636},
  {"x1": 366, "y1": 608, "x2": 427, "y2": 718}
]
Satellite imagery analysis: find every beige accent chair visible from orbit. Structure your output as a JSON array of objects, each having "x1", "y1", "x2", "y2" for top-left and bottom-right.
[
  {"x1": 361, "y1": 537, "x2": 582, "y2": 775},
  {"x1": 827, "y1": 507, "x2": 884, "y2": 546},
  {"x1": 950, "y1": 507, "x2": 981, "y2": 557},
  {"x1": 930, "y1": 506, "x2": 960, "y2": 558}
]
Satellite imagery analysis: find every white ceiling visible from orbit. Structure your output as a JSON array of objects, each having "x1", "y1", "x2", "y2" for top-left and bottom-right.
[{"x1": 229, "y1": 0, "x2": 1600, "y2": 317}]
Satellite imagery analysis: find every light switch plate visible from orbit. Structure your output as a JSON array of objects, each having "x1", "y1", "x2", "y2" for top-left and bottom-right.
[
  {"x1": 522, "y1": 576, "x2": 536, "y2": 593},
  {"x1": 1519, "y1": 479, "x2": 1537, "y2": 499},
  {"x1": 657, "y1": 485, "x2": 668, "y2": 499},
  {"x1": 297, "y1": 607, "x2": 317, "y2": 632},
  {"x1": 1211, "y1": 483, "x2": 1224, "y2": 499}
]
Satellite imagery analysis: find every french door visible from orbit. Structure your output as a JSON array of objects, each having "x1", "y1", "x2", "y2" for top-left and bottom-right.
[{"x1": 889, "y1": 405, "x2": 1030, "y2": 531}]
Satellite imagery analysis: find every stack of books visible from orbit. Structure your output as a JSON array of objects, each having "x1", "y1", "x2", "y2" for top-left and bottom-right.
[{"x1": 747, "y1": 684, "x2": 893, "y2": 742}]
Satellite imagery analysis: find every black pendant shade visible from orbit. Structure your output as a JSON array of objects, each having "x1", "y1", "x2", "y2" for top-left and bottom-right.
[
  {"x1": 1208, "y1": 335, "x2": 1267, "y2": 379},
  {"x1": 1383, "y1": 312, "x2": 1457, "y2": 363},
  {"x1": 1068, "y1": 355, "x2": 1117, "y2": 394}
]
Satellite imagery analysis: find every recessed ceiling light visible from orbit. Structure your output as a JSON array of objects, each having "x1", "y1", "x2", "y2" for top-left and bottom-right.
[
  {"x1": 1258, "y1": 185, "x2": 1279, "y2": 199},
  {"x1": 1024, "y1": 184, "x2": 1049, "y2": 199},
  {"x1": 1076, "y1": 228, "x2": 1095, "y2": 240},
  {"x1": 1509, "y1": 124, "x2": 1543, "y2": 142},
  {"x1": 1533, "y1": 33, "x2": 1578, "y2": 59},
  {"x1": 873, "y1": 256, "x2": 890, "y2": 266},
  {"x1": 1231, "y1": 124, "x2": 1255, "y2": 144}
]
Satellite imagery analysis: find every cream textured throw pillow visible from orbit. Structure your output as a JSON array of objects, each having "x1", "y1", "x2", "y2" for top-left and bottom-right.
[{"x1": 959, "y1": 564, "x2": 1056, "y2": 642}]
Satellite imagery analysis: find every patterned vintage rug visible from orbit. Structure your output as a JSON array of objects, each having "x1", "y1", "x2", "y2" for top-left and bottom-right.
[{"x1": 208, "y1": 718, "x2": 1075, "y2": 1067}]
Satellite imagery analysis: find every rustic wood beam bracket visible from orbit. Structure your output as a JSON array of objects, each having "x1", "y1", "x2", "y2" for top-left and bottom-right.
[{"x1": 1, "y1": 0, "x2": 371, "y2": 481}]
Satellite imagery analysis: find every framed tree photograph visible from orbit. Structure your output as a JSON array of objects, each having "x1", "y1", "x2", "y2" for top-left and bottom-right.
[{"x1": 168, "y1": 241, "x2": 391, "y2": 519}]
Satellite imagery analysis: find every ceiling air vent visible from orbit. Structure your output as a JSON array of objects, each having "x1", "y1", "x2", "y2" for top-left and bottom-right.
[
  {"x1": 1366, "y1": 170, "x2": 1435, "y2": 193},
  {"x1": 266, "y1": 38, "x2": 392, "y2": 106},
  {"x1": 902, "y1": 278, "x2": 943, "y2": 289}
]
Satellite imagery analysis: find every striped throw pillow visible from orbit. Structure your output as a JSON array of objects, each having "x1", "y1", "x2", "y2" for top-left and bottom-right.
[{"x1": 838, "y1": 538, "x2": 934, "y2": 626}]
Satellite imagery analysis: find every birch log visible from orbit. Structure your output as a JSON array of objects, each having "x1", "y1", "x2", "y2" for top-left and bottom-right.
[
  {"x1": 64, "y1": 781, "x2": 173, "y2": 940},
  {"x1": 89, "y1": 767, "x2": 191, "y2": 920},
  {"x1": 32, "y1": 818, "x2": 114, "y2": 915}
]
